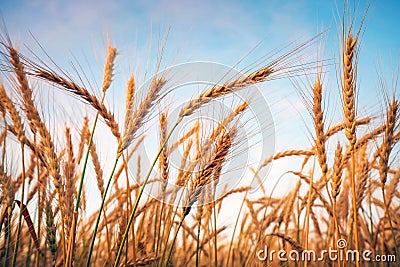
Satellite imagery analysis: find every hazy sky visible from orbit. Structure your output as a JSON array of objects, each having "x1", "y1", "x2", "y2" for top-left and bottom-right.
[{"x1": 3, "y1": 0, "x2": 398, "y2": 65}]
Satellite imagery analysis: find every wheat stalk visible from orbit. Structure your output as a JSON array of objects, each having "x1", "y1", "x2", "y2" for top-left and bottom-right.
[
  {"x1": 123, "y1": 75, "x2": 136, "y2": 131},
  {"x1": 325, "y1": 117, "x2": 371, "y2": 139},
  {"x1": 341, "y1": 20, "x2": 361, "y2": 257},
  {"x1": 63, "y1": 128, "x2": 76, "y2": 235},
  {"x1": 176, "y1": 102, "x2": 247, "y2": 188},
  {"x1": 38, "y1": 69, "x2": 121, "y2": 139},
  {"x1": 342, "y1": 33, "x2": 358, "y2": 147},
  {"x1": 355, "y1": 156, "x2": 369, "y2": 211}
]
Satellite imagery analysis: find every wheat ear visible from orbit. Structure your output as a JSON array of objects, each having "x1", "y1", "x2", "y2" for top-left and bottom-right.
[
  {"x1": 378, "y1": 98, "x2": 399, "y2": 259},
  {"x1": 33, "y1": 68, "x2": 121, "y2": 139},
  {"x1": 119, "y1": 75, "x2": 167, "y2": 153},
  {"x1": 342, "y1": 29, "x2": 360, "y2": 257},
  {"x1": 102, "y1": 46, "x2": 117, "y2": 93},
  {"x1": 179, "y1": 68, "x2": 272, "y2": 120},
  {"x1": 378, "y1": 98, "x2": 398, "y2": 184},
  {"x1": 166, "y1": 127, "x2": 237, "y2": 266}
]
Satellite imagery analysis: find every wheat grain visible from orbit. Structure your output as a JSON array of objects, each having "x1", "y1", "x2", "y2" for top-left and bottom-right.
[
  {"x1": 0, "y1": 84, "x2": 25, "y2": 143},
  {"x1": 102, "y1": 46, "x2": 117, "y2": 93},
  {"x1": 159, "y1": 112, "x2": 169, "y2": 191},
  {"x1": 378, "y1": 98, "x2": 398, "y2": 184},
  {"x1": 342, "y1": 33, "x2": 358, "y2": 147},
  {"x1": 332, "y1": 142, "x2": 343, "y2": 199},
  {"x1": 355, "y1": 157, "x2": 369, "y2": 210},
  {"x1": 90, "y1": 140, "x2": 105, "y2": 198},
  {"x1": 312, "y1": 78, "x2": 327, "y2": 176}
]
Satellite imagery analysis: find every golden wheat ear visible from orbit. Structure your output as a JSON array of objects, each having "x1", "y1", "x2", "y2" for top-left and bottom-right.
[
  {"x1": 378, "y1": 98, "x2": 398, "y2": 185},
  {"x1": 331, "y1": 142, "x2": 343, "y2": 199},
  {"x1": 5, "y1": 44, "x2": 122, "y2": 139},
  {"x1": 158, "y1": 112, "x2": 170, "y2": 191},
  {"x1": 183, "y1": 126, "x2": 237, "y2": 218}
]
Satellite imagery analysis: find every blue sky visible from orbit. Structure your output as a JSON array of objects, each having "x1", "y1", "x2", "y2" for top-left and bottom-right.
[
  {"x1": 2, "y1": 1, "x2": 399, "y2": 203},
  {"x1": 3, "y1": 0, "x2": 398, "y2": 65}
]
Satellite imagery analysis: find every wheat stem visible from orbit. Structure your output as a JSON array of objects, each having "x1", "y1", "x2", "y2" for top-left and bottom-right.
[
  {"x1": 86, "y1": 155, "x2": 120, "y2": 266},
  {"x1": 303, "y1": 157, "x2": 316, "y2": 267},
  {"x1": 165, "y1": 216, "x2": 184, "y2": 266},
  {"x1": 11, "y1": 143, "x2": 26, "y2": 267},
  {"x1": 67, "y1": 95, "x2": 105, "y2": 267},
  {"x1": 114, "y1": 121, "x2": 179, "y2": 267}
]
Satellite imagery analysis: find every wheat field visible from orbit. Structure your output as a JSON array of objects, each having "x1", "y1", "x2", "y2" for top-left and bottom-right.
[{"x1": 0, "y1": 1, "x2": 399, "y2": 267}]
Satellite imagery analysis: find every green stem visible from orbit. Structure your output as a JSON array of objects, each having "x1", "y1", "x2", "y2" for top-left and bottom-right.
[
  {"x1": 75, "y1": 112, "x2": 100, "y2": 213},
  {"x1": 68, "y1": 95, "x2": 106, "y2": 266},
  {"x1": 196, "y1": 215, "x2": 202, "y2": 267},
  {"x1": 158, "y1": 184, "x2": 186, "y2": 264},
  {"x1": 12, "y1": 143, "x2": 26, "y2": 267},
  {"x1": 86, "y1": 155, "x2": 120, "y2": 267},
  {"x1": 165, "y1": 217, "x2": 184, "y2": 266},
  {"x1": 159, "y1": 193, "x2": 184, "y2": 266},
  {"x1": 114, "y1": 121, "x2": 179, "y2": 267}
]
